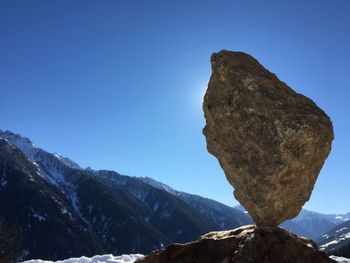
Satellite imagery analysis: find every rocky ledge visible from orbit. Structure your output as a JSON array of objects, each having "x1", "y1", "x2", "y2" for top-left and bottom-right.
[{"x1": 137, "y1": 225, "x2": 334, "y2": 263}]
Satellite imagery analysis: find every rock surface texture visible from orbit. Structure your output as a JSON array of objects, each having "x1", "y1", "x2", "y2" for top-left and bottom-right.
[
  {"x1": 203, "y1": 50, "x2": 334, "y2": 227},
  {"x1": 136, "y1": 225, "x2": 335, "y2": 263}
]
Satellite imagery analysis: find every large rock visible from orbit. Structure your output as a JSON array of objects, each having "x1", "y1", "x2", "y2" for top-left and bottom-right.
[
  {"x1": 137, "y1": 225, "x2": 335, "y2": 263},
  {"x1": 203, "y1": 50, "x2": 333, "y2": 226}
]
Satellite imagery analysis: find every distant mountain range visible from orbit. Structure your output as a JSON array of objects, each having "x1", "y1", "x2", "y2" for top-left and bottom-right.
[
  {"x1": 236, "y1": 205, "x2": 350, "y2": 240},
  {"x1": 0, "y1": 129, "x2": 348, "y2": 262}
]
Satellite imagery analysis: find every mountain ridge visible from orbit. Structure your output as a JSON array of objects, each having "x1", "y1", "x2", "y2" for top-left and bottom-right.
[
  {"x1": 0, "y1": 130, "x2": 249, "y2": 262},
  {"x1": 0, "y1": 129, "x2": 348, "y2": 262},
  {"x1": 235, "y1": 205, "x2": 350, "y2": 240}
]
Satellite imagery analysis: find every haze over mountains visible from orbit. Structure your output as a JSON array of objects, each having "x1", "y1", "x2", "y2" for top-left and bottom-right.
[
  {"x1": 235, "y1": 205, "x2": 350, "y2": 240},
  {"x1": 0, "y1": 129, "x2": 349, "y2": 262}
]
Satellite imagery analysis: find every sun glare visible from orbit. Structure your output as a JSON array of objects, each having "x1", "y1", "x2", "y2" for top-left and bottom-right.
[{"x1": 195, "y1": 80, "x2": 209, "y2": 111}]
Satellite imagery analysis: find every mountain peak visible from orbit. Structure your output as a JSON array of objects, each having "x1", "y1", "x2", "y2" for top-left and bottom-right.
[
  {"x1": 0, "y1": 130, "x2": 37, "y2": 160},
  {"x1": 139, "y1": 177, "x2": 177, "y2": 195},
  {"x1": 53, "y1": 152, "x2": 81, "y2": 170},
  {"x1": 0, "y1": 129, "x2": 82, "y2": 170},
  {"x1": 0, "y1": 130, "x2": 34, "y2": 145}
]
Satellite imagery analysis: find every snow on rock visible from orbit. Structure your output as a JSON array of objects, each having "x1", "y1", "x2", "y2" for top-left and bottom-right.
[
  {"x1": 0, "y1": 130, "x2": 81, "y2": 170},
  {"x1": 320, "y1": 232, "x2": 350, "y2": 250},
  {"x1": 0, "y1": 130, "x2": 87, "y2": 222},
  {"x1": 21, "y1": 254, "x2": 144, "y2": 263},
  {"x1": 331, "y1": 256, "x2": 350, "y2": 263},
  {"x1": 53, "y1": 153, "x2": 81, "y2": 170},
  {"x1": 0, "y1": 130, "x2": 38, "y2": 161},
  {"x1": 337, "y1": 227, "x2": 349, "y2": 233}
]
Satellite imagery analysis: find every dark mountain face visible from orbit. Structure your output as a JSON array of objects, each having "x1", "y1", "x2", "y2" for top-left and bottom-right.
[
  {"x1": 93, "y1": 172, "x2": 251, "y2": 244},
  {"x1": 0, "y1": 140, "x2": 104, "y2": 262},
  {"x1": 332, "y1": 241, "x2": 350, "y2": 258},
  {"x1": 317, "y1": 220, "x2": 350, "y2": 257},
  {"x1": 0, "y1": 130, "x2": 251, "y2": 262},
  {"x1": 76, "y1": 175, "x2": 170, "y2": 254},
  {"x1": 138, "y1": 177, "x2": 253, "y2": 230}
]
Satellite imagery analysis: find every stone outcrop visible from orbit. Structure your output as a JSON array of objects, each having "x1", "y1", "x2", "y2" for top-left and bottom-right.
[
  {"x1": 137, "y1": 225, "x2": 335, "y2": 263},
  {"x1": 202, "y1": 50, "x2": 334, "y2": 226}
]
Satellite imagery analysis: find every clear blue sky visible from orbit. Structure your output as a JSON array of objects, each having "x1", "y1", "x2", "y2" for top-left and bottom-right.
[{"x1": 1, "y1": 0, "x2": 349, "y2": 214}]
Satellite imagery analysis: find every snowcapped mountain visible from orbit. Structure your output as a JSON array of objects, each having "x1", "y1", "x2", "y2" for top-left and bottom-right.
[
  {"x1": 0, "y1": 138, "x2": 104, "y2": 262},
  {"x1": 318, "y1": 220, "x2": 350, "y2": 257},
  {"x1": 235, "y1": 205, "x2": 350, "y2": 240},
  {"x1": 285, "y1": 209, "x2": 350, "y2": 240},
  {"x1": 296, "y1": 210, "x2": 350, "y2": 225},
  {"x1": 0, "y1": 130, "x2": 251, "y2": 262},
  {"x1": 0, "y1": 130, "x2": 81, "y2": 186},
  {"x1": 53, "y1": 153, "x2": 82, "y2": 170}
]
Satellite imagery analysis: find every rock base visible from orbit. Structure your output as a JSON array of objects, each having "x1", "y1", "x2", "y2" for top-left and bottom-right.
[{"x1": 137, "y1": 225, "x2": 334, "y2": 263}]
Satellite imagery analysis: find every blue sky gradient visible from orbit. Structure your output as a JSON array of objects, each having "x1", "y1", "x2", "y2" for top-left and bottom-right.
[{"x1": 1, "y1": 0, "x2": 349, "y2": 213}]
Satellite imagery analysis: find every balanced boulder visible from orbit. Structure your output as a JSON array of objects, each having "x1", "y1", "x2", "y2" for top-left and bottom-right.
[{"x1": 202, "y1": 50, "x2": 334, "y2": 226}]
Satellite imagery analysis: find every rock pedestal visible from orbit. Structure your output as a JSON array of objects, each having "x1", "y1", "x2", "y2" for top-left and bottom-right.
[
  {"x1": 203, "y1": 50, "x2": 334, "y2": 226},
  {"x1": 137, "y1": 225, "x2": 335, "y2": 263},
  {"x1": 138, "y1": 51, "x2": 335, "y2": 263}
]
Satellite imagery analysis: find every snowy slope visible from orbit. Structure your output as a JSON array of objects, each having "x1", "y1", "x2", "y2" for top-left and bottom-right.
[
  {"x1": 330, "y1": 256, "x2": 350, "y2": 263},
  {"x1": 288, "y1": 209, "x2": 350, "y2": 240},
  {"x1": 53, "y1": 153, "x2": 81, "y2": 170},
  {"x1": 0, "y1": 138, "x2": 105, "y2": 262},
  {"x1": 318, "y1": 220, "x2": 350, "y2": 254},
  {"x1": 0, "y1": 130, "x2": 87, "y2": 220},
  {"x1": 0, "y1": 130, "x2": 81, "y2": 170},
  {"x1": 21, "y1": 254, "x2": 143, "y2": 263},
  {"x1": 0, "y1": 130, "x2": 82, "y2": 188},
  {"x1": 296, "y1": 209, "x2": 350, "y2": 228}
]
